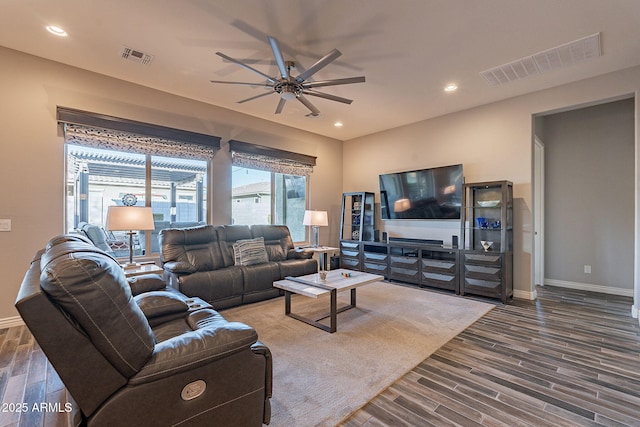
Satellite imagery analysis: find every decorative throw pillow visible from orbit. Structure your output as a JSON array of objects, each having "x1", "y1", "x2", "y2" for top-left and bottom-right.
[{"x1": 233, "y1": 237, "x2": 269, "y2": 266}]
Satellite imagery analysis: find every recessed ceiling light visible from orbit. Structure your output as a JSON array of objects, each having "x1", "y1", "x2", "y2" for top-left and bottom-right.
[
  {"x1": 46, "y1": 25, "x2": 68, "y2": 37},
  {"x1": 444, "y1": 84, "x2": 458, "y2": 92},
  {"x1": 334, "y1": 121, "x2": 343, "y2": 127}
]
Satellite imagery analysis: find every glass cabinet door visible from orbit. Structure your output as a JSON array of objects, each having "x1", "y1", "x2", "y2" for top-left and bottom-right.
[
  {"x1": 462, "y1": 181, "x2": 513, "y2": 252},
  {"x1": 340, "y1": 192, "x2": 375, "y2": 241}
]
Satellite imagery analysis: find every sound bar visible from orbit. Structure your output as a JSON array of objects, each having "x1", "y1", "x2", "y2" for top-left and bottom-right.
[{"x1": 388, "y1": 237, "x2": 444, "y2": 246}]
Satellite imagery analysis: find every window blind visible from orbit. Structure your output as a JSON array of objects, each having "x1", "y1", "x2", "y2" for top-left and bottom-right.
[
  {"x1": 58, "y1": 107, "x2": 221, "y2": 160},
  {"x1": 228, "y1": 139, "x2": 316, "y2": 176}
]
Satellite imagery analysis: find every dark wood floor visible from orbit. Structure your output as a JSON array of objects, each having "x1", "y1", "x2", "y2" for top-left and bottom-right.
[
  {"x1": 1, "y1": 285, "x2": 639, "y2": 427},
  {"x1": 341, "y1": 286, "x2": 640, "y2": 427}
]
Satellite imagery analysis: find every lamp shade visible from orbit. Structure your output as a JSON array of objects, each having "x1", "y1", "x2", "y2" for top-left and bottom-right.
[
  {"x1": 106, "y1": 206, "x2": 155, "y2": 231},
  {"x1": 303, "y1": 210, "x2": 328, "y2": 227}
]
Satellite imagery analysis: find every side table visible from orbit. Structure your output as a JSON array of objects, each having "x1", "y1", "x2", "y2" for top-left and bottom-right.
[
  {"x1": 305, "y1": 246, "x2": 339, "y2": 271},
  {"x1": 123, "y1": 263, "x2": 163, "y2": 278}
]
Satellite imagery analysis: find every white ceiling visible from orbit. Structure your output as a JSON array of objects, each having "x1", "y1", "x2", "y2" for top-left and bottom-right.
[{"x1": 2, "y1": 0, "x2": 640, "y2": 140}]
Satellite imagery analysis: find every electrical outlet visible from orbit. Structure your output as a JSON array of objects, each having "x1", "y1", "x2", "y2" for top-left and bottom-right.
[
  {"x1": 0, "y1": 219, "x2": 11, "y2": 232},
  {"x1": 584, "y1": 265, "x2": 592, "y2": 274}
]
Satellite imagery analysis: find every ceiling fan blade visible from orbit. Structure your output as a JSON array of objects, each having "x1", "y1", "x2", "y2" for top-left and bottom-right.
[
  {"x1": 275, "y1": 98, "x2": 286, "y2": 114},
  {"x1": 296, "y1": 94, "x2": 320, "y2": 116},
  {"x1": 215, "y1": 52, "x2": 276, "y2": 83},
  {"x1": 268, "y1": 37, "x2": 289, "y2": 79},
  {"x1": 303, "y1": 76, "x2": 366, "y2": 88},
  {"x1": 303, "y1": 90, "x2": 353, "y2": 105},
  {"x1": 238, "y1": 91, "x2": 275, "y2": 104},
  {"x1": 210, "y1": 80, "x2": 273, "y2": 88},
  {"x1": 295, "y1": 49, "x2": 342, "y2": 83}
]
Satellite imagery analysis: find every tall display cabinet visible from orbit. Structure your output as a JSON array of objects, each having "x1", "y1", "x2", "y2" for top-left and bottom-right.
[
  {"x1": 339, "y1": 192, "x2": 375, "y2": 270},
  {"x1": 460, "y1": 181, "x2": 513, "y2": 303}
]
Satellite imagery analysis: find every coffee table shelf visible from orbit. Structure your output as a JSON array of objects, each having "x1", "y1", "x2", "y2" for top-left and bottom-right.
[{"x1": 273, "y1": 269, "x2": 383, "y2": 333}]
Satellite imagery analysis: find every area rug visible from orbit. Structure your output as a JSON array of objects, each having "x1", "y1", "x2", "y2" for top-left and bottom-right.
[{"x1": 222, "y1": 281, "x2": 493, "y2": 427}]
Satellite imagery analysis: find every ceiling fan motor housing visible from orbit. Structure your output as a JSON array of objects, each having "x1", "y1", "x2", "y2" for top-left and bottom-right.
[{"x1": 275, "y1": 81, "x2": 302, "y2": 100}]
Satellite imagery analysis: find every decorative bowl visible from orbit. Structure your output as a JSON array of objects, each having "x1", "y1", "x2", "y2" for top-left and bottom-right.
[
  {"x1": 480, "y1": 240, "x2": 494, "y2": 251},
  {"x1": 478, "y1": 200, "x2": 500, "y2": 207}
]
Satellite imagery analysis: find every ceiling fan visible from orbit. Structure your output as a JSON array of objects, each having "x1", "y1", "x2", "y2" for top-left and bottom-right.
[{"x1": 210, "y1": 36, "x2": 365, "y2": 117}]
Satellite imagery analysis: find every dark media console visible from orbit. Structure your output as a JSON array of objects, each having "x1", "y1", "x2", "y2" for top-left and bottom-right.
[
  {"x1": 340, "y1": 180, "x2": 513, "y2": 303},
  {"x1": 340, "y1": 238, "x2": 460, "y2": 293},
  {"x1": 340, "y1": 234, "x2": 512, "y2": 303}
]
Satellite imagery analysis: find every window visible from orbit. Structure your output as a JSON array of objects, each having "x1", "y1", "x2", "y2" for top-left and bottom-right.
[
  {"x1": 59, "y1": 107, "x2": 220, "y2": 258},
  {"x1": 66, "y1": 145, "x2": 208, "y2": 255},
  {"x1": 232, "y1": 167, "x2": 307, "y2": 241},
  {"x1": 228, "y1": 140, "x2": 316, "y2": 244}
]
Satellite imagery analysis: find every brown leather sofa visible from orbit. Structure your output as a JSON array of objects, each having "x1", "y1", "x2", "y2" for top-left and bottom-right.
[
  {"x1": 15, "y1": 234, "x2": 272, "y2": 426},
  {"x1": 159, "y1": 224, "x2": 317, "y2": 309}
]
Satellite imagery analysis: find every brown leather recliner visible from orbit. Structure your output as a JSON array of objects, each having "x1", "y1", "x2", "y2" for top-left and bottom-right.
[{"x1": 15, "y1": 235, "x2": 272, "y2": 426}]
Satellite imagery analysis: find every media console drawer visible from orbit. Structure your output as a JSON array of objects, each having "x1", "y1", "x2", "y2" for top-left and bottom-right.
[
  {"x1": 464, "y1": 253, "x2": 502, "y2": 267},
  {"x1": 422, "y1": 271, "x2": 457, "y2": 290},
  {"x1": 421, "y1": 258, "x2": 456, "y2": 274},
  {"x1": 389, "y1": 255, "x2": 419, "y2": 269},
  {"x1": 389, "y1": 267, "x2": 419, "y2": 284},
  {"x1": 464, "y1": 264, "x2": 502, "y2": 281}
]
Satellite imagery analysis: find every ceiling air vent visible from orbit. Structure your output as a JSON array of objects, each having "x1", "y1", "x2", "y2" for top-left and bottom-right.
[
  {"x1": 121, "y1": 46, "x2": 154, "y2": 65},
  {"x1": 480, "y1": 33, "x2": 601, "y2": 86}
]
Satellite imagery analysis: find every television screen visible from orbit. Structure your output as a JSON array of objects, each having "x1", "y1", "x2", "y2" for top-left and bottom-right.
[{"x1": 379, "y1": 164, "x2": 463, "y2": 220}]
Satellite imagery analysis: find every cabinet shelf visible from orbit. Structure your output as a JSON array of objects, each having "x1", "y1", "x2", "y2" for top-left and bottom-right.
[
  {"x1": 340, "y1": 192, "x2": 375, "y2": 243},
  {"x1": 461, "y1": 180, "x2": 513, "y2": 303}
]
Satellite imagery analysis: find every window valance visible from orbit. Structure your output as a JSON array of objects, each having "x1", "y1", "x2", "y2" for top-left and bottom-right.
[
  {"x1": 58, "y1": 107, "x2": 221, "y2": 160},
  {"x1": 228, "y1": 140, "x2": 316, "y2": 176}
]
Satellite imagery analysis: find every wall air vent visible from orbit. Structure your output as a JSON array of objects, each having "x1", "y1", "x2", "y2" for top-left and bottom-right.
[
  {"x1": 121, "y1": 46, "x2": 154, "y2": 65},
  {"x1": 480, "y1": 33, "x2": 601, "y2": 86}
]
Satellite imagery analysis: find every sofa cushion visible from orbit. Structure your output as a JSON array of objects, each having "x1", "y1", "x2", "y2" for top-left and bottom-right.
[
  {"x1": 160, "y1": 225, "x2": 225, "y2": 273},
  {"x1": 250, "y1": 225, "x2": 294, "y2": 261},
  {"x1": 233, "y1": 237, "x2": 269, "y2": 266},
  {"x1": 178, "y1": 267, "x2": 245, "y2": 310},
  {"x1": 39, "y1": 240, "x2": 155, "y2": 378},
  {"x1": 217, "y1": 225, "x2": 253, "y2": 267}
]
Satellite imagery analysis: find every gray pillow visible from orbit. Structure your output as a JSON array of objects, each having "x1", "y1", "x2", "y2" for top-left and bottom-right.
[{"x1": 233, "y1": 237, "x2": 269, "y2": 266}]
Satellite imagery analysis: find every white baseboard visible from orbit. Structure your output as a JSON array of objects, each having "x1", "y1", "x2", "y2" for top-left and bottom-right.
[
  {"x1": 514, "y1": 288, "x2": 537, "y2": 300},
  {"x1": 544, "y1": 278, "x2": 634, "y2": 297},
  {"x1": 0, "y1": 316, "x2": 24, "y2": 329},
  {"x1": 633, "y1": 305, "x2": 638, "y2": 319}
]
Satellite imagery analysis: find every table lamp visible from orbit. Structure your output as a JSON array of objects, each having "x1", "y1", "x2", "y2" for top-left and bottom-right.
[
  {"x1": 106, "y1": 206, "x2": 155, "y2": 269},
  {"x1": 303, "y1": 210, "x2": 328, "y2": 248}
]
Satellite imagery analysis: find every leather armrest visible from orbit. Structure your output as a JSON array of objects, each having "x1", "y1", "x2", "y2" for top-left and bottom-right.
[
  {"x1": 162, "y1": 261, "x2": 196, "y2": 274},
  {"x1": 128, "y1": 274, "x2": 166, "y2": 296},
  {"x1": 252, "y1": 340, "x2": 272, "y2": 425},
  {"x1": 252, "y1": 341, "x2": 272, "y2": 399},
  {"x1": 287, "y1": 248, "x2": 314, "y2": 259},
  {"x1": 129, "y1": 309, "x2": 258, "y2": 385},
  {"x1": 134, "y1": 291, "x2": 189, "y2": 319}
]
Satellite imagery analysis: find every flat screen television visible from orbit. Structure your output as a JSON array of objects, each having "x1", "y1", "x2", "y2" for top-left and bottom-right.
[{"x1": 379, "y1": 164, "x2": 463, "y2": 220}]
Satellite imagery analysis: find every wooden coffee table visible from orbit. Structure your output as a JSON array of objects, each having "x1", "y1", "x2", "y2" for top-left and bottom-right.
[{"x1": 273, "y1": 268, "x2": 383, "y2": 333}]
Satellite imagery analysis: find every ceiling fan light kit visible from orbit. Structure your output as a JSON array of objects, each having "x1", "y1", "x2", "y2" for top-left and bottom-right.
[{"x1": 211, "y1": 36, "x2": 365, "y2": 117}]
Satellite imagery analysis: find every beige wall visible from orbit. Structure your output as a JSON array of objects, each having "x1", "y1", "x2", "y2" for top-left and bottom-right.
[
  {"x1": 0, "y1": 46, "x2": 342, "y2": 321},
  {"x1": 3, "y1": 44, "x2": 640, "y2": 320},
  {"x1": 343, "y1": 66, "x2": 640, "y2": 300}
]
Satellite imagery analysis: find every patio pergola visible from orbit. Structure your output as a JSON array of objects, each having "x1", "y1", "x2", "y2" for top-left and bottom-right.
[{"x1": 68, "y1": 148, "x2": 206, "y2": 227}]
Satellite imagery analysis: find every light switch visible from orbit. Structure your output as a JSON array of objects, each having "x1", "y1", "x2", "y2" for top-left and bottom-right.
[{"x1": 0, "y1": 219, "x2": 11, "y2": 231}]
